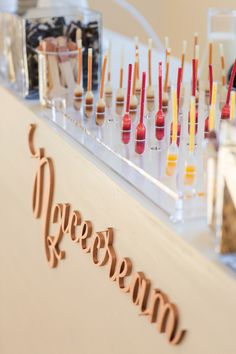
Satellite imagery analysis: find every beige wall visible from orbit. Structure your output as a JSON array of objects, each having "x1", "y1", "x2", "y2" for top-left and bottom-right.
[
  {"x1": 2, "y1": 85, "x2": 236, "y2": 354},
  {"x1": 89, "y1": 0, "x2": 236, "y2": 60}
]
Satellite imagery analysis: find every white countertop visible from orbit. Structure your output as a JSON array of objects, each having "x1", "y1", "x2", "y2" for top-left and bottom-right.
[{"x1": 1, "y1": 28, "x2": 236, "y2": 354}]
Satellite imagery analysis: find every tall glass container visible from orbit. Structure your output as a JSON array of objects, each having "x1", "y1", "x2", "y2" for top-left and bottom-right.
[
  {"x1": 0, "y1": 6, "x2": 102, "y2": 98},
  {"x1": 208, "y1": 8, "x2": 236, "y2": 85}
]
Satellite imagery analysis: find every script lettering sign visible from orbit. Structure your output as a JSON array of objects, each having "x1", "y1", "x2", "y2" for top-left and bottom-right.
[{"x1": 28, "y1": 124, "x2": 186, "y2": 345}]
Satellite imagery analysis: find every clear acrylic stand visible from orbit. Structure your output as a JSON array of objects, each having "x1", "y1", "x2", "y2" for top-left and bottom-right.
[{"x1": 41, "y1": 86, "x2": 210, "y2": 223}]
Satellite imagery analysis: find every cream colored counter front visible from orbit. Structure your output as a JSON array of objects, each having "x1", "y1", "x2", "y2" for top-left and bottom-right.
[{"x1": 1, "y1": 85, "x2": 236, "y2": 354}]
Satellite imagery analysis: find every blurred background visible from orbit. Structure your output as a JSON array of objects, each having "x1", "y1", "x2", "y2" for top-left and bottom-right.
[{"x1": 89, "y1": 0, "x2": 236, "y2": 60}]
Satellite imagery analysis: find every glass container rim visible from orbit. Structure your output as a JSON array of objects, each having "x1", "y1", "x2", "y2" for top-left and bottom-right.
[
  {"x1": 23, "y1": 5, "x2": 102, "y2": 19},
  {"x1": 208, "y1": 7, "x2": 236, "y2": 16},
  {"x1": 35, "y1": 48, "x2": 79, "y2": 56}
]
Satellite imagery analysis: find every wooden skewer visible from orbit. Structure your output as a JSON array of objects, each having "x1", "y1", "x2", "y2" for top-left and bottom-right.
[
  {"x1": 100, "y1": 53, "x2": 108, "y2": 99},
  {"x1": 172, "y1": 87, "x2": 178, "y2": 145},
  {"x1": 121, "y1": 64, "x2": 133, "y2": 144},
  {"x1": 171, "y1": 68, "x2": 182, "y2": 145},
  {"x1": 73, "y1": 39, "x2": 83, "y2": 111},
  {"x1": 184, "y1": 96, "x2": 196, "y2": 186},
  {"x1": 134, "y1": 37, "x2": 141, "y2": 102},
  {"x1": 116, "y1": 48, "x2": 125, "y2": 115},
  {"x1": 165, "y1": 36, "x2": 169, "y2": 64},
  {"x1": 134, "y1": 36, "x2": 139, "y2": 51},
  {"x1": 166, "y1": 87, "x2": 178, "y2": 177},
  {"x1": 105, "y1": 42, "x2": 113, "y2": 108},
  {"x1": 164, "y1": 48, "x2": 171, "y2": 93},
  {"x1": 135, "y1": 57, "x2": 141, "y2": 101},
  {"x1": 205, "y1": 42, "x2": 212, "y2": 105},
  {"x1": 209, "y1": 64, "x2": 213, "y2": 104},
  {"x1": 120, "y1": 48, "x2": 124, "y2": 89},
  {"x1": 84, "y1": 48, "x2": 93, "y2": 118},
  {"x1": 146, "y1": 38, "x2": 155, "y2": 113},
  {"x1": 230, "y1": 91, "x2": 236, "y2": 121},
  {"x1": 107, "y1": 41, "x2": 111, "y2": 82},
  {"x1": 211, "y1": 80, "x2": 217, "y2": 107},
  {"x1": 204, "y1": 65, "x2": 214, "y2": 138},
  {"x1": 209, "y1": 82, "x2": 217, "y2": 131},
  {"x1": 192, "y1": 59, "x2": 196, "y2": 97},
  {"x1": 219, "y1": 43, "x2": 226, "y2": 87},
  {"x1": 189, "y1": 96, "x2": 196, "y2": 153},
  {"x1": 134, "y1": 37, "x2": 140, "y2": 80},
  {"x1": 208, "y1": 40, "x2": 213, "y2": 67},
  {"x1": 193, "y1": 32, "x2": 198, "y2": 58},
  {"x1": 77, "y1": 39, "x2": 82, "y2": 85},
  {"x1": 188, "y1": 59, "x2": 198, "y2": 136},
  {"x1": 75, "y1": 28, "x2": 82, "y2": 75},
  {"x1": 193, "y1": 33, "x2": 199, "y2": 100},
  {"x1": 189, "y1": 58, "x2": 198, "y2": 135},
  {"x1": 148, "y1": 38, "x2": 152, "y2": 87},
  {"x1": 135, "y1": 71, "x2": 146, "y2": 154},
  {"x1": 162, "y1": 48, "x2": 171, "y2": 112},
  {"x1": 125, "y1": 64, "x2": 132, "y2": 114},
  {"x1": 129, "y1": 52, "x2": 138, "y2": 118},
  {"x1": 177, "y1": 67, "x2": 182, "y2": 112},
  {"x1": 96, "y1": 53, "x2": 108, "y2": 125},
  {"x1": 139, "y1": 72, "x2": 146, "y2": 125},
  {"x1": 158, "y1": 62, "x2": 163, "y2": 112},
  {"x1": 132, "y1": 53, "x2": 138, "y2": 96},
  {"x1": 181, "y1": 40, "x2": 187, "y2": 81},
  {"x1": 195, "y1": 44, "x2": 199, "y2": 83},
  {"x1": 194, "y1": 44, "x2": 200, "y2": 104},
  {"x1": 87, "y1": 48, "x2": 93, "y2": 92},
  {"x1": 155, "y1": 61, "x2": 165, "y2": 141}
]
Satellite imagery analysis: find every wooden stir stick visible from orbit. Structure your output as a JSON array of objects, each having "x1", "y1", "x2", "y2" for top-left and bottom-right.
[
  {"x1": 194, "y1": 44, "x2": 200, "y2": 103},
  {"x1": 155, "y1": 61, "x2": 165, "y2": 141},
  {"x1": 184, "y1": 96, "x2": 196, "y2": 186},
  {"x1": 134, "y1": 36, "x2": 141, "y2": 102},
  {"x1": 219, "y1": 43, "x2": 228, "y2": 107},
  {"x1": 135, "y1": 71, "x2": 146, "y2": 154},
  {"x1": 181, "y1": 40, "x2": 187, "y2": 82},
  {"x1": 116, "y1": 47, "x2": 125, "y2": 115},
  {"x1": 165, "y1": 36, "x2": 169, "y2": 63},
  {"x1": 209, "y1": 82, "x2": 218, "y2": 131},
  {"x1": 230, "y1": 91, "x2": 236, "y2": 121},
  {"x1": 85, "y1": 48, "x2": 94, "y2": 118},
  {"x1": 146, "y1": 38, "x2": 155, "y2": 113},
  {"x1": 73, "y1": 39, "x2": 83, "y2": 111},
  {"x1": 166, "y1": 87, "x2": 179, "y2": 177},
  {"x1": 96, "y1": 52, "x2": 108, "y2": 126},
  {"x1": 105, "y1": 40, "x2": 113, "y2": 108},
  {"x1": 129, "y1": 51, "x2": 138, "y2": 119},
  {"x1": 121, "y1": 63, "x2": 133, "y2": 144},
  {"x1": 219, "y1": 43, "x2": 226, "y2": 87},
  {"x1": 204, "y1": 64, "x2": 213, "y2": 138},
  {"x1": 193, "y1": 32, "x2": 198, "y2": 58},
  {"x1": 205, "y1": 41, "x2": 213, "y2": 104},
  {"x1": 171, "y1": 67, "x2": 182, "y2": 146},
  {"x1": 162, "y1": 47, "x2": 171, "y2": 112}
]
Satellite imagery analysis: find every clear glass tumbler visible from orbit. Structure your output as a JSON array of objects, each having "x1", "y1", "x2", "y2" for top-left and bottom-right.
[{"x1": 37, "y1": 46, "x2": 78, "y2": 107}]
